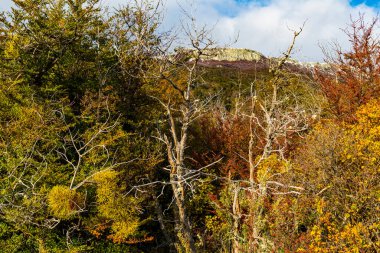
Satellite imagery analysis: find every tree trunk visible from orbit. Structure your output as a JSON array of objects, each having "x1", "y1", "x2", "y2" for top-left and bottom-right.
[
  {"x1": 155, "y1": 199, "x2": 175, "y2": 252},
  {"x1": 171, "y1": 174, "x2": 196, "y2": 253},
  {"x1": 232, "y1": 184, "x2": 241, "y2": 253}
]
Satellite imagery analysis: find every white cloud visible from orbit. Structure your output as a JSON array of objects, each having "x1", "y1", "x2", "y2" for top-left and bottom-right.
[
  {"x1": 152, "y1": 0, "x2": 379, "y2": 62},
  {"x1": 0, "y1": 0, "x2": 14, "y2": 10},
  {"x1": 1, "y1": 0, "x2": 378, "y2": 61}
]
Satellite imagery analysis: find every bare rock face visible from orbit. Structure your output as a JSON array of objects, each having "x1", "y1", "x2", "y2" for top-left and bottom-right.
[
  {"x1": 174, "y1": 47, "x2": 265, "y2": 62},
  {"x1": 198, "y1": 48, "x2": 269, "y2": 71},
  {"x1": 173, "y1": 47, "x2": 328, "y2": 74},
  {"x1": 199, "y1": 48, "x2": 266, "y2": 62}
]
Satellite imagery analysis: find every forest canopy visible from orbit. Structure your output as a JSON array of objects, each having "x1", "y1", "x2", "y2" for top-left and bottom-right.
[{"x1": 0, "y1": 1, "x2": 379, "y2": 252}]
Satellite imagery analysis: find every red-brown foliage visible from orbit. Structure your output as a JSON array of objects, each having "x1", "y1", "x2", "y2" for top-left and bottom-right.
[
  {"x1": 316, "y1": 15, "x2": 380, "y2": 122},
  {"x1": 191, "y1": 110, "x2": 253, "y2": 179}
]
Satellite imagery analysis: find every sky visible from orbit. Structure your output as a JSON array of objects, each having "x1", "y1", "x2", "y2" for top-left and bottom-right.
[{"x1": 0, "y1": 0, "x2": 379, "y2": 62}]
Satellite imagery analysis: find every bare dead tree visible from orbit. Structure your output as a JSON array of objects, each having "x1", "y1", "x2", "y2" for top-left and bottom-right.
[
  {"x1": 249, "y1": 26, "x2": 305, "y2": 176},
  {"x1": 150, "y1": 13, "x2": 221, "y2": 253},
  {"x1": 112, "y1": 2, "x2": 222, "y2": 249},
  {"x1": 207, "y1": 25, "x2": 322, "y2": 252}
]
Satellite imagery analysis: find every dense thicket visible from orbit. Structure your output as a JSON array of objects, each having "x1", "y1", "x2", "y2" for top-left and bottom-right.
[{"x1": 0, "y1": 1, "x2": 379, "y2": 252}]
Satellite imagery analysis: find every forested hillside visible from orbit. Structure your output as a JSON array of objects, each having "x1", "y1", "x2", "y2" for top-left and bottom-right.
[{"x1": 0, "y1": 1, "x2": 379, "y2": 252}]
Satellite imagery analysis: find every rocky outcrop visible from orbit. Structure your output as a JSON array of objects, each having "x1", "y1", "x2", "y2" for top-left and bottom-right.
[
  {"x1": 174, "y1": 47, "x2": 329, "y2": 74},
  {"x1": 199, "y1": 48, "x2": 266, "y2": 62},
  {"x1": 174, "y1": 47, "x2": 265, "y2": 62}
]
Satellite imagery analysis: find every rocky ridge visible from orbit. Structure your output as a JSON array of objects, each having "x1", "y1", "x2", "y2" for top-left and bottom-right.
[{"x1": 177, "y1": 47, "x2": 329, "y2": 74}]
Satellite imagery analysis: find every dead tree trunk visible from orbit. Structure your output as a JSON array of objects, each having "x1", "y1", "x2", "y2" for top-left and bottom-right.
[
  {"x1": 163, "y1": 105, "x2": 196, "y2": 253},
  {"x1": 154, "y1": 12, "x2": 218, "y2": 251}
]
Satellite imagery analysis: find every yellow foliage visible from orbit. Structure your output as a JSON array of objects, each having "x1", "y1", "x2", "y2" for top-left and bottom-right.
[
  {"x1": 256, "y1": 154, "x2": 288, "y2": 182},
  {"x1": 108, "y1": 220, "x2": 140, "y2": 243},
  {"x1": 303, "y1": 196, "x2": 377, "y2": 253},
  {"x1": 296, "y1": 104, "x2": 380, "y2": 252},
  {"x1": 47, "y1": 185, "x2": 84, "y2": 220},
  {"x1": 92, "y1": 169, "x2": 118, "y2": 184},
  {"x1": 4, "y1": 36, "x2": 21, "y2": 59},
  {"x1": 91, "y1": 170, "x2": 142, "y2": 243},
  {"x1": 342, "y1": 99, "x2": 380, "y2": 167},
  {"x1": 308, "y1": 216, "x2": 370, "y2": 253}
]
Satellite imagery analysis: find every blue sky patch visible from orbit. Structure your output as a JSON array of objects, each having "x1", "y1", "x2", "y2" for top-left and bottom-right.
[
  {"x1": 214, "y1": 0, "x2": 380, "y2": 17},
  {"x1": 235, "y1": 0, "x2": 380, "y2": 8},
  {"x1": 215, "y1": 0, "x2": 270, "y2": 17},
  {"x1": 350, "y1": 0, "x2": 380, "y2": 7},
  {"x1": 234, "y1": 0, "x2": 270, "y2": 6}
]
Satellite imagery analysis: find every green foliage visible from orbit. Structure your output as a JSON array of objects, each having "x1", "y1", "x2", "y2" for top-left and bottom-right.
[{"x1": 0, "y1": 0, "x2": 160, "y2": 251}]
